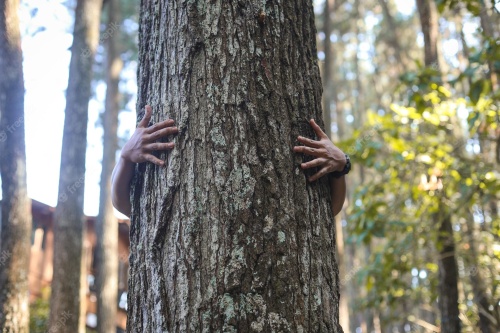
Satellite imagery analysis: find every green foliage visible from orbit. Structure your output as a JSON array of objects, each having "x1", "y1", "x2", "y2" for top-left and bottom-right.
[
  {"x1": 435, "y1": 0, "x2": 485, "y2": 15},
  {"x1": 29, "y1": 288, "x2": 50, "y2": 333},
  {"x1": 29, "y1": 287, "x2": 98, "y2": 332},
  {"x1": 341, "y1": 40, "x2": 500, "y2": 325}
]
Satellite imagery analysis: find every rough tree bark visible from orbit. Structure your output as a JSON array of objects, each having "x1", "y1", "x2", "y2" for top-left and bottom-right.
[
  {"x1": 49, "y1": 0, "x2": 102, "y2": 332},
  {"x1": 96, "y1": 0, "x2": 122, "y2": 331},
  {"x1": 0, "y1": 0, "x2": 32, "y2": 331},
  {"x1": 127, "y1": 1, "x2": 343, "y2": 332}
]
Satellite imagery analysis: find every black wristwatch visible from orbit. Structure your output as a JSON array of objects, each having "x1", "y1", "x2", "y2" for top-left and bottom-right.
[{"x1": 331, "y1": 154, "x2": 351, "y2": 178}]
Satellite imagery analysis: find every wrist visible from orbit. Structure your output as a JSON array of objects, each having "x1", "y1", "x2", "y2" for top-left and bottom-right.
[
  {"x1": 336, "y1": 154, "x2": 347, "y2": 172},
  {"x1": 119, "y1": 153, "x2": 136, "y2": 168},
  {"x1": 331, "y1": 154, "x2": 351, "y2": 178}
]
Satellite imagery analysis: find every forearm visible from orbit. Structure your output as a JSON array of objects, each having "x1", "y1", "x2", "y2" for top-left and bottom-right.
[
  {"x1": 330, "y1": 175, "x2": 346, "y2": 217},
  {"x1": 111, "y1": 157, "x2": 135, "y2": 217}
]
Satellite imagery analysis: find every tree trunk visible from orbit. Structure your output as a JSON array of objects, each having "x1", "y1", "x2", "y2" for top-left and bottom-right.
[
  {"x1": 336, "y1": 215, "x2": 350, "y2": 331},
  {"x1": 0, "y1": 0, "x2": 32, "y2": 331},
  {"x1": 322, "y1": 0, "x2": 334, "y2": 139},
  {"x1": 478, "y1": 0, "x2": 499, "y2": 91},
  {"x1": 465, "y1": 210, "x2": 495, "y2": 333},
  {"x1": 415, "y1": 0, "x2": 440, "y2": 70},
  {"x1": 353, "y1": 0, "x2": 366, "y2": 186},
  {"x1": 416, "y1": 1, "x2": 460, "y2": 331},
  {"x1": 453, "y1": 8, "x2": 471, "y2": 95},
  {"x1": 49, "y1": 0, "x2": 102, "y2": 332},
  {"x1": 127, "y1": 1, "x2": 342, "y2": 332},
  {"x1": 96, "y1": 0, "x2": 122, "y2": 332},
  {"x1": 436, "y1": 211, "x2": 461, "y2": 333},
  {"x1": 377, "y1": 0, "x2": 405, "y2": 71}
]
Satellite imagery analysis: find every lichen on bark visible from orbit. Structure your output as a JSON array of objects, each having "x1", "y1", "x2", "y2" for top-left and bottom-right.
[{"x1": 128, "y1": 1, "x2": 343, "y2": 332}]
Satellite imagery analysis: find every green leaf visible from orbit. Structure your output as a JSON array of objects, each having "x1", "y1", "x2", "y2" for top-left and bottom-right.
[{"x1": 469, "y1": 79, "x2": 484, "y2": 104}]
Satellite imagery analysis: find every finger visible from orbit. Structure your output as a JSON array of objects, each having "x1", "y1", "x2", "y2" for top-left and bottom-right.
[
  {"x1": 144, "y1": 126, "x2": 179, "y2": 142},
  {"x1": 138, "y1": 105, "x2": 152, "y2": 128},
  {"x1": 144, "y1": 153, "x2": 165, "y2": 166},
  {"x1": 293, "y1": 145, "x2": 325, "y2": 157},
  {"x1": 144, "y1": 118, "x2": 176, "y2": 134},
  {"x1": 309, "y1": 119, "x2": 328, "y2": 140},
  {"x1": 144, "y1": 142, "x2": 175, "y2": 151},
  {"x1": 297, "y1": 135, "x2": 322, "y2": 148},
  {"x1": 309, "y1": 167, "x2": 330, "y2": 182},
  {"x1": 301, "y1": 158, "x2": 326, "y2": 169}
]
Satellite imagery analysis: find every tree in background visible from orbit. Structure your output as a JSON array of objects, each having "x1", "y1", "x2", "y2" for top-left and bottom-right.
[
  {"x1": 126, "y1": 1, "x2": 342, "y2": 331},
  {"x1": 0, "y1": 0, "x2": 32, "y2": 331},
  {"x1": 95, "y1": 0, "x2": 122, "y2": 332},
  {"x1": 344, "y1": 0, "x2": 500, "y2": 331},
  {"x1": 416, "y1": 0, "x2": 460, "y2": 331},
  {"x1": 49, "y1": 0, "x2": 102, "y2": 331}
]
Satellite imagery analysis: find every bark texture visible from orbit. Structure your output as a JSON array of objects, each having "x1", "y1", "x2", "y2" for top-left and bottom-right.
[
  {"x1": 0, "y1": 0, "x2": 32, "y2": 331},
  {"x1": 49, "y1": 0, "x2": 102, "y2": 332},
  {"x1": 127, "y1": 1, "x2": 342, "y2": 332},
  {"x1": 96, "y1": 0, "x2": 122, "y2": 332}
]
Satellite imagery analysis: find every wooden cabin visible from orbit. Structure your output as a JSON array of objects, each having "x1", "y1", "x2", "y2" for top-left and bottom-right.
[{"x1": 1, "y1": 199, "x2": 130, "y2": 331}]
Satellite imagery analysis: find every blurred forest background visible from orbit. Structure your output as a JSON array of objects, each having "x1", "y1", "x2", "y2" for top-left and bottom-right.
[{"x1": 0, "y1": 0, "x2": 499, "y2": 332}]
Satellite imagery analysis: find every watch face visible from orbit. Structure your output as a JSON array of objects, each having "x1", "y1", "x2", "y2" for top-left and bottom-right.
[{"x1": 345, "y1": 155, "x2": 351, "y2": 173}]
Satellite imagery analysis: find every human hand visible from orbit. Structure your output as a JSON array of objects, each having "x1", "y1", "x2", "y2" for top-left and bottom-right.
[
  {"x1": 293, "y1": 119, "x2": 346, "y2": 182},
  {"x1": 120, "y1": 105, "x2": 178, "y2": 167}
]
